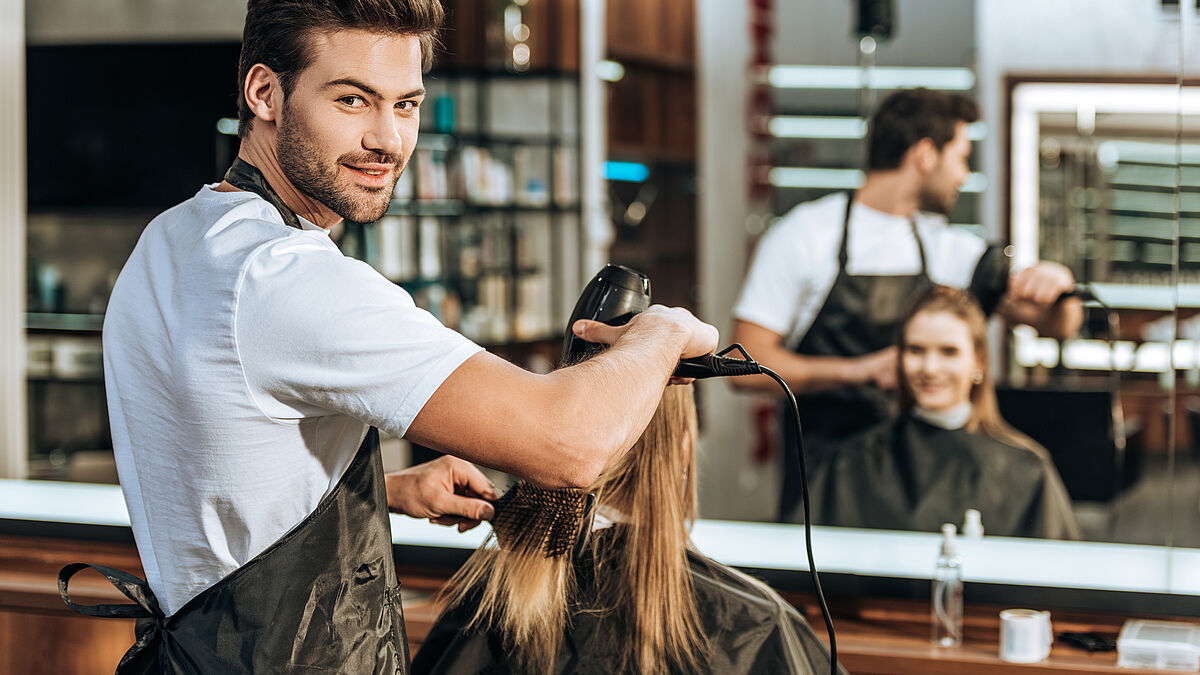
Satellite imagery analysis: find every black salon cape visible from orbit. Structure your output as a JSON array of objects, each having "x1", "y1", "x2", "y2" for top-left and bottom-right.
[
  {"x1": 799, "y1": 414, "x2": 1081, "y2": 540},
  {"x1": 411, "y1": 543, "x2": 842, "y2": 675}
]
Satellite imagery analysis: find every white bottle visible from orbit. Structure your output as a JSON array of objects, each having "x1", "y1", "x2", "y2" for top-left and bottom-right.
[
  {"x1": 932, "y1": 523, "x2": 964, "y2": 647},
  {"x1": 963, "y1": 509, "x2": 984, "y2": 539}
]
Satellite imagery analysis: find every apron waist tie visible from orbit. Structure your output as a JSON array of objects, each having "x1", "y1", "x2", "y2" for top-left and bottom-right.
[{"x1": 59, "y1": 562, "x2": 165, "y2": 672}]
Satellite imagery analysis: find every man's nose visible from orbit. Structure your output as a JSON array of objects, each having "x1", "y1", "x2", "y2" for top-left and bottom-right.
[{"x1": 363, "y1": 111, "x2": 404, "y2": 156}]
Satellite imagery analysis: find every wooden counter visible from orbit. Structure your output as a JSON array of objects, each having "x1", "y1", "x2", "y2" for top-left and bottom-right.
[
  {"x1": 4, "y1": 534, "x2": 1187, "y2": 675},
  {"x1": 781, "y1": 595, "x2": 1168, "y2": 674}
]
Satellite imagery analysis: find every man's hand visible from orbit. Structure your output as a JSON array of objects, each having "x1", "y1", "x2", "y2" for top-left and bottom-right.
[
  {"x1": 856, "y1": 346, "x2": 898, "y2": 391},
  {"x1": 572, "y1": 305, "x2": 719, "y2": 358},
  {"x1": 996, "y1": 261, "x2": 1083, "y2": 340},
  {"x1": 1008, "y1": 262, "x2": 1075, "y2": 307},
  {"x1": 571, "y1": 305, "x2": 720, "y2": 383},
  {"x1": 385, "y1": 456, "x2": 498, "y2": 532}
]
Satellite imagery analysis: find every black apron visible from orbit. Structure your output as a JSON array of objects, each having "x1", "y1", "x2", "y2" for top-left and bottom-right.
[
  {"x1": 60, "y1": 159, "x2": 409, "y2": 674},
  {"x1": 779, "y1": 192, "x2": 932, "y2": 521}
]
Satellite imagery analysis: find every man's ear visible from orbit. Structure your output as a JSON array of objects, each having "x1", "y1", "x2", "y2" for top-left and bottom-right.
[
  {"x1": 907, "y1": 137, "x2": 939, "y2": 174},
  {"x1": 243, "y1": 63, "x2": 282, "y2": 125}
]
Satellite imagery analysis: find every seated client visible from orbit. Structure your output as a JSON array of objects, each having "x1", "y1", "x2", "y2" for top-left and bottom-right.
[
  {"x1": 805, "y1": 285, "x2": 1081, "y2": 540},
  {"x1": 412, "y1": 382, "x2": 841, "y2": 674}
]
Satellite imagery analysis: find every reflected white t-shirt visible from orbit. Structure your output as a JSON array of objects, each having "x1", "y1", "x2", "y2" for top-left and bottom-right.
[
  {"x1": 733, "y1": 191, "x2": 988, "y2": 348},
  {"x1": 103, "y1": 186, "x2": 481, "y2": 615}
]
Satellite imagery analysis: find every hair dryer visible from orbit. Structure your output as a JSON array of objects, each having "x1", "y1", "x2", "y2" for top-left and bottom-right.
[{"x1": 561, "y1": 264, "x2": 763, "y2": 378}]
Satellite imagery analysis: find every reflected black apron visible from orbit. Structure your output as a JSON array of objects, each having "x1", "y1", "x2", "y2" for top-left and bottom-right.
[
  {"x1": 779, "y1": 192, "x2": 932, "y2": 521},
  {"x1": 60, "y1": 160, "x2": 409, "y2": 674}
]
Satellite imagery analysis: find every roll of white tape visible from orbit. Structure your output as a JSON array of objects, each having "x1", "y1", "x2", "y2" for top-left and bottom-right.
[{"x1": 999, "y1": 609, "x2": 1053, "y2": 663}]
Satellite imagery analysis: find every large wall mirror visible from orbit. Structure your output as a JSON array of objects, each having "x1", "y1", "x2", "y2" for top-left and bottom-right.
[
  {"x1": 4, "y1": 0, "x2": 1197, "y2": 610},
  {"x1": 694, "y1": 0, "x2": 1199, "y2": 601}
]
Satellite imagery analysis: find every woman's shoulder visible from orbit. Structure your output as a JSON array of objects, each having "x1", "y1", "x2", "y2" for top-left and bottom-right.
[{"x1": 685, "y1": 551, "x2": 794, "y2": 620}]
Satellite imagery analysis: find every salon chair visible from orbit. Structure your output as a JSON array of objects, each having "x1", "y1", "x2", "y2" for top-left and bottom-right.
[{"x1": 995, "y1": 387, "x2": 1128, "y2": 502}]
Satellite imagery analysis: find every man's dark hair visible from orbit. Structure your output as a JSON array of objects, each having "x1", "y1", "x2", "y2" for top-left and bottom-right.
[
  {"x1": 236, "y1": 0, "x2": 444, "y2": 138},
  {"x1": 866, "y1": 88, "x2": 979, "y2": 171}
]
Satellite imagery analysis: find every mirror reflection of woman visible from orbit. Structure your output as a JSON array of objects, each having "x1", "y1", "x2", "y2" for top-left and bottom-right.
[
  {"x1": 804, "y1": 286, "x2": 1081, "y2": 540},
  {"x1": 413, "y1": 382, "x2": 843, "y2": 674}
]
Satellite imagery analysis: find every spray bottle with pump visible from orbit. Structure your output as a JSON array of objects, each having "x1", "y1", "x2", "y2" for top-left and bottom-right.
[{"x1": 932, "y1": 523, "x2": 963, "y2": 647}]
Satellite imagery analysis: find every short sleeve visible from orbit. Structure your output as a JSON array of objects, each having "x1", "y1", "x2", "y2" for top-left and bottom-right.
[
  {"x1": 732, "y1": 220, "x2": 811, "y2": 336},
  {"x1": 235, "y1": 236, "x2": 483, "y2": 437}
]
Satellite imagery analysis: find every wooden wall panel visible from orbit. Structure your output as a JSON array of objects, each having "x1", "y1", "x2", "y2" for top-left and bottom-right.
[
  {"x1": 607, "y1": 68, "x2": 663, "y2": 152},
  {"x1": 0, "y1": 608, "x2": 133, "y2": 675},
  {"x1": 605, "y1": 0, "x2": 661, "y2": 57},
  {"x1": 663, "y1": 73, "x2": 696, "y2": 159},
  {"x1": 662, "y1": 0, "x2": 695, "y2": 62}
]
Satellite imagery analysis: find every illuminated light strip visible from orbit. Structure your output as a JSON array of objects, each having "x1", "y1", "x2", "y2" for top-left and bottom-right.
[
  {"x1": 595, "y1": 59, "x2": 625, "y2": 83},
  {"x1": 1, "y1": 479, "x2": 1194, "y2": 595},
  {"x1": 216, "y1": 117, "x2": 239, "y2": 136},
  {"x1": 604, "y1": 161, "x2": 649, "y2": 182},
  {"x1": 769, "y1": 116, "x2": 987, "y2": 141},
  {"x1": 1099, "y1": 140, "x2": 1200, "y2": 165},
  {"x1": 769, "y1": 167, "x2": 987, "y2": 192},
  {"x1": 766, "y1": 65, "x2": 975, "y2": 91},
  {"x1": 1014, "y1": 334, "x2": 1200, "y2": 372}
]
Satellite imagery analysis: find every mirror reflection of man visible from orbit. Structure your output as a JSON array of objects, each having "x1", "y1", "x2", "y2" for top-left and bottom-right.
[
  {"x1": 730, "y1": 88, "x2": 1082, "y2": 522},
  {"x1": 83, "y1": 0, "x2": 718, "y2": 671}
]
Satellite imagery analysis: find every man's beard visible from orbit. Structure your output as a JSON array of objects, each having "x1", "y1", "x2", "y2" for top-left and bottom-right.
[
  {"x1": 918, "y1": 182, "x2": 958, "y2": 217},
  {"x1": 276, "y1": 108, "x2": 403, "y2": 224}
]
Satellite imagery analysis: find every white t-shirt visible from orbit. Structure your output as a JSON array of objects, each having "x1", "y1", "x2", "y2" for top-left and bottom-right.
[
  {"x1": 733, "y1": 191, "x2": 988, "y2": 347},
  {"x1": 103, "y1": 186, "x2": 482, "y2": 616}
]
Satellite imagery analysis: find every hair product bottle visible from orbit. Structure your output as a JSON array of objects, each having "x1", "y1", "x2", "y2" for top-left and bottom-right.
[{"x1": 932, "y1": 523, "x2": 964, "y2": 647}]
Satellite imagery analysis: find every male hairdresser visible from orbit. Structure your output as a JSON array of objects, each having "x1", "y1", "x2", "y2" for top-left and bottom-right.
[
  {"x1": 63, "y1": 1, "x2": 716, "y2": 672},
  {"x1": 730, "y1": 88, "x2": 1082, "y2": 522}
]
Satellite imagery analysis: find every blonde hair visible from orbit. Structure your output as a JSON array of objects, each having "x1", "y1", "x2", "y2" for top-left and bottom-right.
[
  {"x1": 897, "y1": 285, "x2": 1044, "y2": 455},
  {"x1": 440, "y1": 384, "x2": 707, "y2": 673}
]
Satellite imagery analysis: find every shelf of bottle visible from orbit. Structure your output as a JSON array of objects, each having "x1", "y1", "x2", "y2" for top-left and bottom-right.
[
  {"x1": 1091, "y1": 207, "x2": 1200, "y2": 220},
  {"x1": 26, "y1": 375, "x2": 105, "y2": 385},
  {"x1": 383, "y1": 200, "x2": 579, "y2": 217},
  {"x1": 25, "y1": 313, "x2": 104, "y2": 333},
  {"x1": 416, "y1": 132, "x2": 572, "y2": 151},
  {"x1": 1095, "y1": 232, "x2": 1200, "y2": 245},
  {"x1": 426, "y1": 67, "x2": 579, "y2": 80},
  {"x1": 392, "y1": 268, "x2": 544, "y2": 286}
]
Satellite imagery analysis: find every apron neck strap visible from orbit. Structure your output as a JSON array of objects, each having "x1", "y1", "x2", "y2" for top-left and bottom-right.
[
  {"x1": 840, "y1": 191, "x2": 930, "y2": 277},
  {"x1": 223, "y1": 158, "x2": 304, "y2": 231}
]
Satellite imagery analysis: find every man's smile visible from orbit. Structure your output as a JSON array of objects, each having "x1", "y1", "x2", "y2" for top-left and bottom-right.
[{"x1": 343, "y1": 162, "x2": 395, "y2": 187}]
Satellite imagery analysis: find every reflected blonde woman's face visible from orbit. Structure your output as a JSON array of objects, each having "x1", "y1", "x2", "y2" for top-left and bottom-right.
[{"x1": 901, "y1": 310, "x2": 980, "y2": 412}]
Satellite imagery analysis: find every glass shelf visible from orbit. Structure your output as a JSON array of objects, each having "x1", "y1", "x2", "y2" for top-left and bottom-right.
[
  {"x1": 25, "y1": 313, "x2": 104, "y2": 332},
  {"x1": 385, "y1": 200, "x2": 579, "y2": 217}
]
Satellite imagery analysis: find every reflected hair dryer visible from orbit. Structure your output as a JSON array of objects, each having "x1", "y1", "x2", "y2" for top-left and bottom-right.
[{"x1": 561, "y1": 264, "x2": 762, "y2": 378}]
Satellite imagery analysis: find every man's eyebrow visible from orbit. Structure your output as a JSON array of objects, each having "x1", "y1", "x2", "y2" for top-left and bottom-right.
[{"x1": 322, "y1": 78, "x2": 425, "y2": 100}]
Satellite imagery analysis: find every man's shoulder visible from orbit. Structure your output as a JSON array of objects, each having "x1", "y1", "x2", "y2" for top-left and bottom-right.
[
  {"x1": 764, "y1": 191, "x2": 848, "y2": 243},
  {"x1": 176, "y1": 186, "x2": 290, "y2": 236},
  {"x1": 915, "y1": 212, "x2": 985, "y2": 243},
  {"x1": 135, "y1": 187, "x2": 289, "y2": 256}
]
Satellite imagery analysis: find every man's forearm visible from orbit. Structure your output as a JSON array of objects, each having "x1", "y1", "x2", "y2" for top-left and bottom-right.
[{"x1": 407, "y1": 307, "x2": 714, "y2": 490}]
